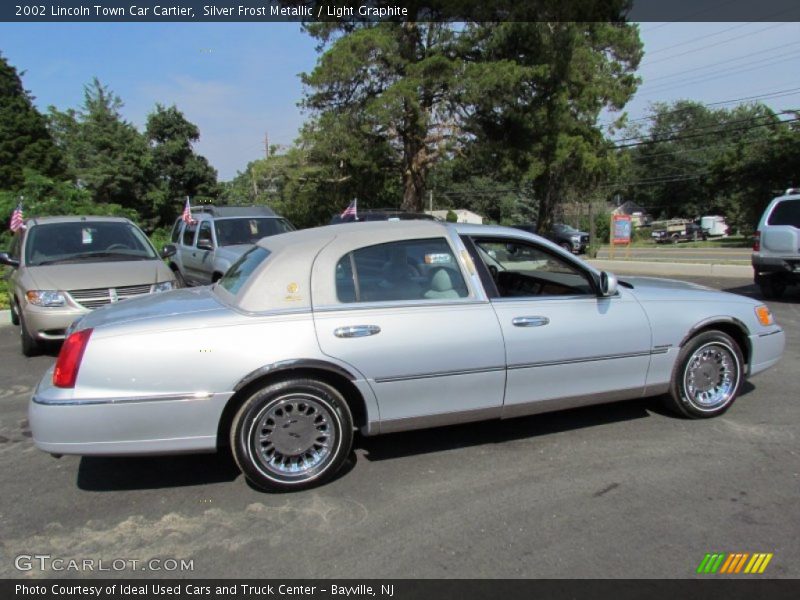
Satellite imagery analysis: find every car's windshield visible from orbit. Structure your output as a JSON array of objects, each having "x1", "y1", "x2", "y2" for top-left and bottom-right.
[
  {"x1": 24, "y1": 221, "x2": 157, "y2": 266},
  {"x1": 214, "y1": 218, "x2": 294, "y2": 246}
]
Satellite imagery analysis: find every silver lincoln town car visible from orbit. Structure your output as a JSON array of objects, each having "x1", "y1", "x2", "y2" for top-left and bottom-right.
[{"x1": 30, "y1": 221, "x2": 785, "y2": 491}]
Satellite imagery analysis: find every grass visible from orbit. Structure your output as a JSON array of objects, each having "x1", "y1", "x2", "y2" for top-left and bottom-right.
[{"x1": 601, "y1": 235, "x2": 751, "y2": 250}]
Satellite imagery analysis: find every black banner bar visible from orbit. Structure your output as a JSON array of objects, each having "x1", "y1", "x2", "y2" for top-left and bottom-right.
[
  {"x1": 2, "y1": 0, "x2": 800, "y2": 23},
  {"x1": 4, "y1": 580, "x2": 800, "y2": 600}
]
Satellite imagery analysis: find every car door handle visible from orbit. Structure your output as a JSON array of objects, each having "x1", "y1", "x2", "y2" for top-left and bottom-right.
[
  {"x1": 334, "y1": 325, "x2": 381, "y2": 338},
  {"x1": 512, "y1": 316, "x2": 550, "y2": 327}
]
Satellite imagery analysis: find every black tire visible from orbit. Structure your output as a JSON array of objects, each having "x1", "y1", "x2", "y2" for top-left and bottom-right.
[
  {"x1": 19, "y1": 312, "x2": 43, "y2": 357},
  {"x1": 559, "y1": 242, "x2": 573, "y2": 253},
  {"x1": 230, "y1": 378, "x2": 354, "y2": 492},
  {"x1": 665, "y1": 330, "x2": 744, "y2": 419},
  {"x1": 757, "y1": 275, "x2": 785, "y2": 300},
  {"x1": 9, "y1": 297, "x2": 20, "y2": 326}
]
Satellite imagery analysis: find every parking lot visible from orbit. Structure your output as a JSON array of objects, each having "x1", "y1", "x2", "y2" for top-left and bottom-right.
[{"x1": 0, "y1": 275, "x2": 798, "y2": 579}]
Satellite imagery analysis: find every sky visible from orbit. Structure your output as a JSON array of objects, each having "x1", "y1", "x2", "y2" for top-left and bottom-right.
[{"x1": 0, "y1": 21, "x2": 799, "y2": 181}]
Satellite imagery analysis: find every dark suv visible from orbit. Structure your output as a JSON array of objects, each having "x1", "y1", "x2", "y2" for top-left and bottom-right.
[{"x1": 513, "y1": 223, "x2": 590, "y2": 254}]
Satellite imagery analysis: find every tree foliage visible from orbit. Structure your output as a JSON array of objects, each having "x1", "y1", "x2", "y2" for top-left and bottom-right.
[
  {"x1": 145, "y1": 103, "x2": 219, "y2": 227},
  {"x1": 0, "y1": 53, "x2": 66, "y2": 190},
  {"x1": 459, "y1": 20, "x2": 642, "y2": 231},
  {"x1": 617, "y1": 100, "x2": 796, "y2": 232},
  {"x1": 49, "y1": 79, "x2": 152, "y2": 218}
]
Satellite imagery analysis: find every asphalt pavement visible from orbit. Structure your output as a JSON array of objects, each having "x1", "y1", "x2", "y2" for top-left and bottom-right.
[{"x1": 0, "y1": 276, "x2": 798, "y2": 579}]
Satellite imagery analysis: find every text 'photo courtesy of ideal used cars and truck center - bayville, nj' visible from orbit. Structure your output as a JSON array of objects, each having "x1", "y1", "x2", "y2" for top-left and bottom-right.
[{"x1": 0, "y1": 0, "x2": 799, "y2": 595}]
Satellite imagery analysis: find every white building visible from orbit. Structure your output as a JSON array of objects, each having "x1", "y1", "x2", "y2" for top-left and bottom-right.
[{"x1": 426, "y1": 209, "x2": 485, "y2": 224}]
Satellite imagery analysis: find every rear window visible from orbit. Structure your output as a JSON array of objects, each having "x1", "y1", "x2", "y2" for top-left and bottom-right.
[
  {"x1": 218, "y1": 246, "x2": 271, "y2": 295},
  {"x1": 768, "y1": 199, "x2": 800, "y2": 227}
]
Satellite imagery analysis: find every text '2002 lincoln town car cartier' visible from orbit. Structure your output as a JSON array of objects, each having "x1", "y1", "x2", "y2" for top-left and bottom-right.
[{"x1": 30, "y1": 221, "x2": 785, "y2": 491}]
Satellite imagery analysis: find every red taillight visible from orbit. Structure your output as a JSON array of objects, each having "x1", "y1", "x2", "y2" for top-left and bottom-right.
[
  {"x1": 753, "y1": 231, "x2": 760, "y2": 252},
  {"x1": 53, "y1": 328, "x2": 93, "y2": 388}
]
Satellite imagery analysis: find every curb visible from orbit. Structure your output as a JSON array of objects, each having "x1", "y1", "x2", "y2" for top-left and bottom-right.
[{"x1": 587, "y1": 259, "x2": 752, "y2": 279}]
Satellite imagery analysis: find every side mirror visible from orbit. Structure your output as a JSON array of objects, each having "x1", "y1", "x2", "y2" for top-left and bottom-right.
[
  {"x1": 0, "y1": 252, "x2": 20, "y2": 268},
  {"x1": 599, "y1": 271, "x2": 618, "y2": 297},
  {"x1": 196, "y1": 240, "x2": 214, "y2": 252},
  {"x1": 161, "y1": 244, "x2": 177, "y2": 259}
]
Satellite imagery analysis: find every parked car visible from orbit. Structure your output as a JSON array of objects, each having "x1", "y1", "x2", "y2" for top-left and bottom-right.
[
  {"x1": 513, "y1": 223, "x2": 590, "y2": 254},
  {"x1": 752, "y1": 188, "x2": 800, "y2": 298},
  {"x1": 0, "y1": 216, "x2": 176, "y2": 356},
  {"x1": 166, "y1": 205, "x2": 294, "y2": 286},
  {"x1": 29, "y1": 221, "x2": 784, "y2": 491},
  {"x1": 651, "y1": 220, "x2": 708, "y2": 244},
  {"x1": 330, "y1": 208, "x2": 438, "y2": 224}
]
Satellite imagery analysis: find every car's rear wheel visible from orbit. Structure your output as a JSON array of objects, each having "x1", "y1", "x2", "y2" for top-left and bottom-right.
[
  {"x1": 19, "y1": 312, "x2": 43, "y2": 357},
  {"x1": 666, "y1": 330, "x2": 743, "y2": 418},
  {"x1": 230, "y1": 378, "x2": 353, "y2": 491}
]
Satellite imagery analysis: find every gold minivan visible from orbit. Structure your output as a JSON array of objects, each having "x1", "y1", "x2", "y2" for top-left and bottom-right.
[{"x1": 1, "y1": 216, "x2": 176, "y2": 356}]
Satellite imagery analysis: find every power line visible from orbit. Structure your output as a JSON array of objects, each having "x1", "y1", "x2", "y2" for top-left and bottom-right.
[
  {"x1": 609, "y1": 111, "x2": 787, "y2": 144},
  {"x1": 642, "y1": 40, "x2": 800, "y2": 85},
  {"x1": 641, "y1": 22, "x2": 789, "y2": 66},
  {"x1": 600, "y1": 87, "x2": 800, "y2": 131},
  {"x1": 639, "y1": 53, "x2": 800, "y2": 96},
  {"x1": 610, "y1": 116, "x2": 799, "y2": 149}
]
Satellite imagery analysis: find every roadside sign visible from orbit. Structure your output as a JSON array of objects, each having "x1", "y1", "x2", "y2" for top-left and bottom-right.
[{"x1": 610, "y1": 214, "x2": 632, "y2": 258}]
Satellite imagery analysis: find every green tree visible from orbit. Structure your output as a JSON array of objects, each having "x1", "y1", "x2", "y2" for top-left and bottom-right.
[
  {"x1": 48, "y1": 79, "x2": 152, "y2": 218},
  {"x1": 460, "y1": 20, "x2": 643, "y2": 232},
  {"x1": 618, "y1": 101, "x2": 789, "y2": 231},
  {"x1": 145, "y1": 103, "x2": 219, "y2": 227},
  {"x1": 302, "y1": 22, "x2": 462, "y2": 212},
  {"x1": 0, "y1": 53, "x2": 66, "y2": 190}
]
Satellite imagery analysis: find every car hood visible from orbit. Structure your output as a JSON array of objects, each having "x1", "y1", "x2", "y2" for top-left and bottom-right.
[
  {"x1": 25, "y1": 260, "x2": 173, "y2": 291},
  {"x1": 622, "y1": 276, "x2": 755, "y2": 304},
  {"x1": 74, "y1": 286, "x2": 230, "y2": 333}
]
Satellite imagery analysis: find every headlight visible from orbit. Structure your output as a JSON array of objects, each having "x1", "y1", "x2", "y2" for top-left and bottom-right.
[
  {"x1": 151, "y1": 281, "x2": 174, "y2": 293},
  {"x1": 26, "y1": 290, "x2": 67, "y2": 307}
]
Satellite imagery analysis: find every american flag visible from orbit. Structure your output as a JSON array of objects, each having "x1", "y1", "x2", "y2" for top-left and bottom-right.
[
  {"x1": 340, "y1": 199, "x2": 357, "y2": 219},
  {"x1": 181, "y1": 197, "x2": 195, "y2": 224},
  {"x1": 9, "y1": 201, "x2": 25, "y2": 232}
]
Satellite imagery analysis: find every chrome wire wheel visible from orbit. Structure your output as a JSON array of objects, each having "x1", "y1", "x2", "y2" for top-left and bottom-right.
[
  {"x1": 231, "y1": 378, "x2": 354, "y2": 492},
  {"x1": 247, "y1": 393, "x2": 338, "y2": 482},
  {"x1": 682, "y1": 342, "x2": 740, "y2": 412}
]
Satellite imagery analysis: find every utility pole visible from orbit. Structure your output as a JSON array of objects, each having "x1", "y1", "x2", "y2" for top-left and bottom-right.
[
  {"x1": 429, "y1": 190, "x2": 433, "y2": 212},
  {"x1": 264, "y1": 131, "x2": 270, "y2": 159}
]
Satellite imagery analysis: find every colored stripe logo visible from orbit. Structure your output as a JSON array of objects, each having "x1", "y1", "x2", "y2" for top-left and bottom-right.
[{"x1": 696, "y1": 553, "x2": 773, "y2": 574}]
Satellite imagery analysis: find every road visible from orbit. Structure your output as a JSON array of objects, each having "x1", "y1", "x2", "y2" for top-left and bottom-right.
[
  {"x1": 0, "y1": 276, "x2": 798, "y2": 579},
  {"x1": 596, "y1": 246, "x2": 751, "y2": 264}
]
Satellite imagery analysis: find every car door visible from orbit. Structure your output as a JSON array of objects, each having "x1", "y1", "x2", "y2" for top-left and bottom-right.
[
  {"x1": 312, "y1": 234, "x2": 506, "y2": 433},
  {"x1": 465, "y1": 235, "x2": 653, "y2": 418},
  {"x1": 182, "y1": 221, "x2": 216, "y2": 285}
]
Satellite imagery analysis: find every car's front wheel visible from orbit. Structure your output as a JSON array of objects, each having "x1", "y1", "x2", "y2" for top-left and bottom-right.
[
  {"x1": 230, "y1": 378, "x2": 354, "y2": 491},
  {"x1": 666, "y1": 330, "x2": 743, "y2": 418},
  {"x1": 19, "y1": 312, "x2": 43, "y2": 357}
]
